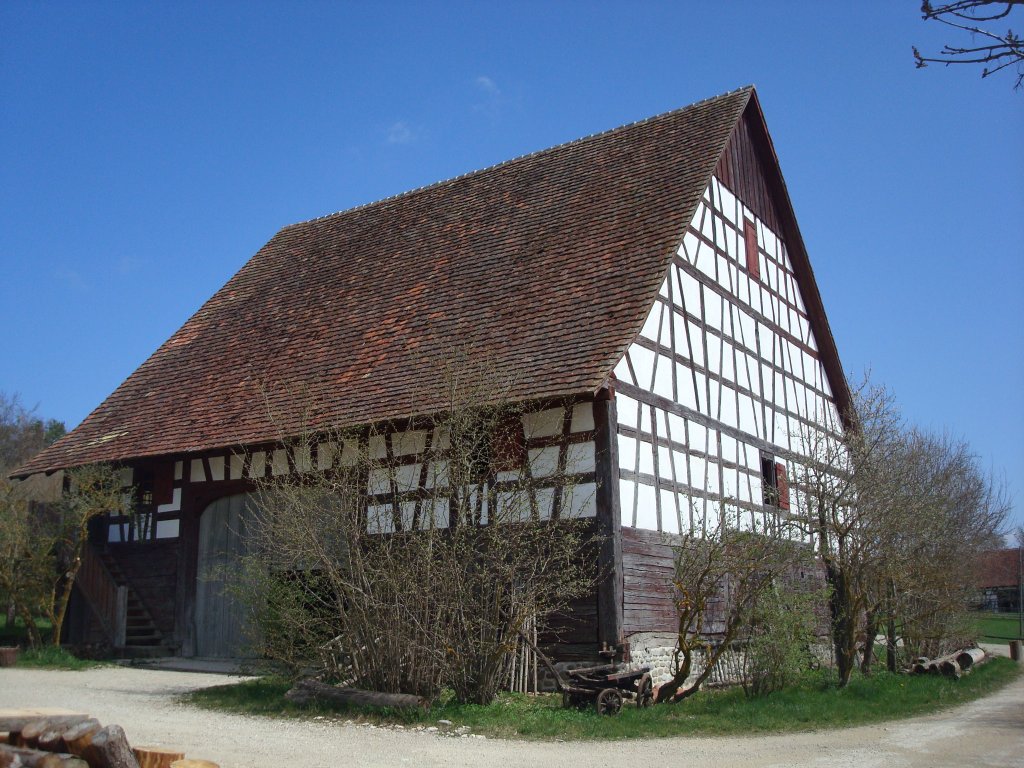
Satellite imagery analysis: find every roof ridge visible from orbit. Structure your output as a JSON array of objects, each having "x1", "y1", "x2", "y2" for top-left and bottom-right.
[{"x1": 284, "y1": 85, "x2": 755, "y2": 230}]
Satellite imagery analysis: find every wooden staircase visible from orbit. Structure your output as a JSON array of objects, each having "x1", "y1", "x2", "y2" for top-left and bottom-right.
[{"x1": 77, "y1": 546, "x2": 174, "y2": 658}]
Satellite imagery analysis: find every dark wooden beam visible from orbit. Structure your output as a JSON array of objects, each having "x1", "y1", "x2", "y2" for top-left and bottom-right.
[{"x1": 592, "y1": 390, "x2": 624, "y2": 652}]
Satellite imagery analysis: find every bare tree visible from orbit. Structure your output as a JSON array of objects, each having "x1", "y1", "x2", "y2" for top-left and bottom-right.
[
  {"x1": 0, "y1": 464, "x2": 128, "y2": 647},
  {"x1": 655, "y1": 509, "x2": 812, "y2": 703},
  {"x1": 913, "y1": 1, "x2": 1024, "y2": 88},
  {"x1": 796, "y1": 379, "x2": 1009, "y2": 683},
  {"x1": 238, "y1": 362, "x2": 599, "y2": 704}
]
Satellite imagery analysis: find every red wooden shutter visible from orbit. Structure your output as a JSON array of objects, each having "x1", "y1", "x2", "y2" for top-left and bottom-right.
[
  {"x1": 744, "y1": 219, "x2": 760, "y2": 279},
  {"x1": 775, "y1": 462, "x2": 790, "y2": 510}
]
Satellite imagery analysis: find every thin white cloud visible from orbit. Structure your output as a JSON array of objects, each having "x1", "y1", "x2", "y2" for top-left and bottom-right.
[
  {"x1": 472, "y1": 75, "x2": 503, "y2": 121},
  {"x1": 53, "y1": 267, "x2": 89, "y2": 292},
  {"x1": 386, "y1": 121, "x2": 414, "y2": 145},
  {"x1": 475, "y1": 75, "x2": 500, "y2": 95}
]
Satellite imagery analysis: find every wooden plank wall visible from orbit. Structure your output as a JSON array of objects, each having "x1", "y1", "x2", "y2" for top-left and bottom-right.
[
  {"x1": 622, "y1": 527, "x2": 678, "y2": 635},
  {"x1": 714, "y1": 109, "x2": 783, "y2": 237}
]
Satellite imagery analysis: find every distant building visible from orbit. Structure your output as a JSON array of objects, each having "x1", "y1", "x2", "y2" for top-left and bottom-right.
[{"x1": 976, "y1": 548, "x2": 1022, "y2": 613}]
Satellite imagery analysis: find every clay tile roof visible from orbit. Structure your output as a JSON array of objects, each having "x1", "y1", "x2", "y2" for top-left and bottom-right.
[
  {"x1": 18, "y1": 86, "x2": 755, "y2": 475},
  {"x1": 976, "y1": 548, "x2": 1023, "y2": 589}
]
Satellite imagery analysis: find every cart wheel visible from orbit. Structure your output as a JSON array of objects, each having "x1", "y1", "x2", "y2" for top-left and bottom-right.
[
  {"x1": 596, "y1": 687, "x2": 623, "y2": 716},
  {"x1": 636, "y1": 673, "x2": 654, "y2": 708}
]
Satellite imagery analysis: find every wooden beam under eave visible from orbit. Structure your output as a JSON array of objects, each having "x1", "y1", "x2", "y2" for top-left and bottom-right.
[{"x1": 593, "y1": 388, "x2": 624, "y2": 653}]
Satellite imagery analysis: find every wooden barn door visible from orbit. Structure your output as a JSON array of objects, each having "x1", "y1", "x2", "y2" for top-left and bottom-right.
[{"x1": 195, "y1": 493, "x2": 258, "y2": 658}]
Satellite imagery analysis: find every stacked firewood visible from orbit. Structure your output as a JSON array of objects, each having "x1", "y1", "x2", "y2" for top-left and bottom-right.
[{"x1": 0, "y1": 715, "x2": 217, "y2": 768}]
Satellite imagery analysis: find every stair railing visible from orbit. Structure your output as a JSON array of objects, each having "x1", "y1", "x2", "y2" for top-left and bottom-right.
[{"x1": 77, "y1": 545, "x2": 127, "y2": 648}]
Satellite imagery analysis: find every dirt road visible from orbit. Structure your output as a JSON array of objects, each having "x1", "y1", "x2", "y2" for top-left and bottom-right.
[{"x1": 1, "y1": 665, "x2": 1021, "y2": 768}]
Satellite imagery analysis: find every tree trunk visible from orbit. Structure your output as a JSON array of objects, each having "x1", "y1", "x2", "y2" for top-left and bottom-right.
[
  {"x1": 886, "y1": 614, "x2": 898, "y2": 673},
  {"x1": 4, "y1": 599, "x2": 14, "y2": 629},
  {"x1": 860, "y1": 611, "x2": 878, "y2": 675},
  {"x1": 825, "y1": 562, "x2": 855, "y2": 687}
]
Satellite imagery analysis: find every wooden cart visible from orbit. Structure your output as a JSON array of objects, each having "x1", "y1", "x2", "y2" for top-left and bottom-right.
[{"x1": 560, "y1": 663, "x2": 654, "y2": 715}]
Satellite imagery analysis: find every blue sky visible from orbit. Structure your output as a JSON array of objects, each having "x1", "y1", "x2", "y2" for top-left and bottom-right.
[{"x1": 2, "y1": 2, "x2": 1022, "y2": 529}]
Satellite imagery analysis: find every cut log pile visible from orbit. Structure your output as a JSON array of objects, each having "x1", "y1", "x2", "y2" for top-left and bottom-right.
[
  {"x1": 908, "y1": 646, "x2": 986, "y2": 679},
  {"x1": 0, "y1": 715, "x2": 217, "y2": 768}
]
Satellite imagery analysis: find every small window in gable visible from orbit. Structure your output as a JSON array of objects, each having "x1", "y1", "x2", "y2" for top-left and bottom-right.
[
  {"x1": 744, "y1": 219, "x2": 760, "y2": 279},
  {"x1": 760, "y1": 454, "x2": 791, "y2": 510}
]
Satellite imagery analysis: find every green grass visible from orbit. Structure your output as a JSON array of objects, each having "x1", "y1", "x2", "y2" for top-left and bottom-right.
[
  {"x1": 185, "y1": 658, "x2": 1021, "y2": 740},
  {"x1": 0, "y1": 617, "x2": 53, "y2": 646},
  {"x1": 13, "y1": 646, "x2": 108, "y2": 670},
  {"x1": 974, "y1": 612, "x2": 1023, "y2": 642}
]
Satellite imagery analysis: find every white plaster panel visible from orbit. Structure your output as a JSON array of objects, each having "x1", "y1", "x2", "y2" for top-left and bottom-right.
[
  {"x1": 190, "y1": 459, "x2": 206, "y2": 483},
  {"x1": 522, "y1": 408, "x2": 564, "y2": 439},
  {"x1": 230, "y1": 453, "x2": 245, "y2": 479},
  {"x1": 639, "y1": 300, "x2": 663, "y2": 341},
  {"x1": 271, "y1": 449, "x2": 289, "y2": 476},
  {"x1": 366, "y1": 504, "x2": 394, "y2": 534},
  {"x1": 394, "y1": 463, "x2": 421, "y2": 493},
  {"x1": 368, "y1": 435, "x2": 387, "y2": 459},
  {"x1": 208, "y1": 455, "x2": 226, "y2": 481},
  {"x1": 630, "y1": 345, "x2": 656, "y2": 391},
  {"x1": 637, "y1": 438, "x2": 655, "y2": 476},
  {"x1": 428, "y1": 460, "x2": 448, "y2": 489},
  {"x1": 652, "y1": 353, "x2": 673, "y2": 399},
  {"x1": 565, "y1": 441, "x2": 596, "y2": 474},
  {"x1": 393, "y1": 430, "x2": 427, "y2": 456},
  {"x1": 571, "y1": 402, "x2": 595, "y2": 433},
  {"x1": 173, "y1": 461, "x2": 183, "y2": 481},
  {"x1": 316, "y1": 442, "x2": 336, "y2": 471},
  {"x1": 661, "y1": 489, "x2": 680, "y2": 534},
  {"x1": 291, "y1": 447, "x2": 311, "y2": 474},
  {"x1": 617, "y1": 396, "x2": 639, "y2": 430},
  {"x1": 619, "y1": 478, "x2": 637, "y2": 526},
  {"x1": 635, "y1": 482, "x2": 658, "y2": 530},
  {"x1": 618, "y1": 434, "x2": 637, "y2": 472},
  {"x1": 340, "y1": 440, "x2": 359, "y2": 467},
  {"x1": 528, "y1": 446, "x2": 560, "y2": 478},
  {"x1": 249, "y1": 452, "x2": 266, "y2": 479},
  {"x1": 536, "y1": 487, "x2": 555, "y2": 521},
  {"x1": 563, "y1": 482, "x2": 597, "y2": 519},
  {"x1": 157, "y1": 487, "x2": 181, "y2": 513},
  {"x1": 156, "y1": 519, "x2": 180, "y2": 539}
]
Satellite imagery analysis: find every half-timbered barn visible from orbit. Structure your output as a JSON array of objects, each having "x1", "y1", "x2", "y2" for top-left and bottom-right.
[{"x1": 14, "y1": 86, "x2": 851, "y2": 665}]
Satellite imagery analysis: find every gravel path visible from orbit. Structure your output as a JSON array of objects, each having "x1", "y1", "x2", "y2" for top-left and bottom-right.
[{"x1": 1, "y1": 664, "x2": 1021, "y2": 768}]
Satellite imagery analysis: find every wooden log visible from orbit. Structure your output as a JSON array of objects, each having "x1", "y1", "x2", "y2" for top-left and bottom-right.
[
  {"x1": 0, "y1": 744, "x2": 88, "y2": 768},
  {"x1": 938, "y1": 658, "x2": 961, "y2": 679},
  {"x1": 956, "y1": 648, "x2": 985, "y2": 670},
  {"x1": 19, "y1": 721, "x2": 52, "y2": 750},
  {"x1": 89, "y1": 727, "x2": 139, "y2": 768},
  {"x1": 284, "y1": 679, "x2": 425, "y2": 710},
  {"x1": 169, "y1": 762, "x2": 219, "y2": 768},
  {"x1": 0, "y1": 734, "x2": 7, "y2": 747},
  {"x1": 0, "y1": 720, "x2": 90, "y2": 737},
  {"x1": 133, "y1": 748, "x2": 184, "y2": 768},
  {"x1": 61, "y1": 721, "x2": 100, "y2": 763},
  {"x1": 37, "y1": 729, "x2": 68, "y2": 755}
]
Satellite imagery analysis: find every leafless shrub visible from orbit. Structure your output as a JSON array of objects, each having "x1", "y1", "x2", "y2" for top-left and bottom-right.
[{"x1": 238, "y1": 361, "x2": 599, "y2": 704}]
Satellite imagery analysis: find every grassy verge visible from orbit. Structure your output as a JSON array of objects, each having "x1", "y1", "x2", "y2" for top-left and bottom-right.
[
  {"x1": 974, "y1": 612, "x2": 1022, "y2": 642},
  {"x1": 13, "y1": 646, "x2": 108, "y2": 670},
  {"x1": 0, "y1": 617, "x2": 53, "y2": 647},
  {"x1": 185, "y1": 658, "x2": 1021, "y2": 740}
]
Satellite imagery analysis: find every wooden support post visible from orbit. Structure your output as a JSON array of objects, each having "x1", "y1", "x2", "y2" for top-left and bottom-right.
[{"x1": 593, "y1": 391, "x2": 624, "y2": 655}]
